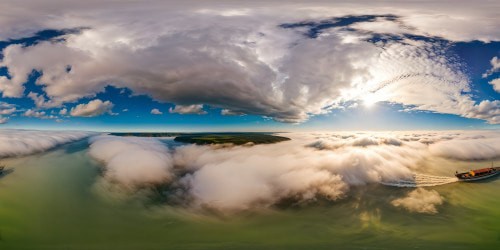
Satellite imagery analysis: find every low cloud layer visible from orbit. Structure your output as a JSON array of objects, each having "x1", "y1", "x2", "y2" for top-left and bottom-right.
[
  {"x1": 87, "y1": 130, "x2": 500, "y2": 212},
  {"x1": 88, "y1": 135, "x2": 174, "y2": 188},
  {"x1": 175, "y1": 143, "x2": 351, "y2": 210},
  {"x1": 391, "y1": 188, "x2": 444, "y2": 214},
  {"x1": 429, "y1": 137, "x2": 500, "y2": 161},
  {"x1": 0, "y1": 129, "x2": 94, "y2": 158}
]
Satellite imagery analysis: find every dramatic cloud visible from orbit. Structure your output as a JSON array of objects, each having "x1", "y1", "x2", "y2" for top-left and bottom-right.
[
  {"x1": 0, "y1": 129, "x2": 93, "y2": 158},
  {"x1": 70, "y1": 99, "x2": 114, "y2": 117},
  {"x1": 391, "y1": 188, "x2": 444, "y2": 214},
  {"x1": 0, "y1": 0, "x2": 498, "y2": 123},
  {"x1": 88, "y1": 135, "x2": 174, "y2": 187},
  {"x1": 150, "y1": 108, "x2": 162, "y2": 115},
  {"x1": 169, "y1": 105, "x2": 207, "y2": 115}
]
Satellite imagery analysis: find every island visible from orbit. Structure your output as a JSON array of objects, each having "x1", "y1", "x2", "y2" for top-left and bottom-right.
[
  {"x1": 109, "y1": 132, "x2": 182, "y2": 137},
  {"x1": 173, "y1": 133, "x2": 290, "y2": 145},
  {"x1": 109, "y1": 132, "x2": 290, "y2": 145}
]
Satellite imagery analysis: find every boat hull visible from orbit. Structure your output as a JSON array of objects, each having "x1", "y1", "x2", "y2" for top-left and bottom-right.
[
  {"x1": 457, "y1": 171, "x2": 500, "y2": 182},
  {"x1": 456, "y1": 167, "x2": 500, "y2": 182}
]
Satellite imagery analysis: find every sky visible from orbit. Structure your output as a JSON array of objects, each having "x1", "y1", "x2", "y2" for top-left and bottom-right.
[{"x1": 0, "y1": 0, "x2": 499, "y2": 132}]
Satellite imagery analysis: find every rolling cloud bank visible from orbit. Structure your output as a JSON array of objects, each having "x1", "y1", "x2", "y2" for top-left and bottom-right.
[
  {"x1": 1, "y1": 129, "x2": 498, "y2": 214},
  {"x1": 84, "y1": 130, "x2": 500, "y2": 213},
  {"x1": 89, "y1": 135, "x2": 174, "y2": 187},
  {"x1": 0, "y1": 129, "x2": 93, "y2": 158}
]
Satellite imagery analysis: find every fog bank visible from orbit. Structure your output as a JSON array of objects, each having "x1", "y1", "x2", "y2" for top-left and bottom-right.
[
  {"x1": 87, "y1": 130, "x2": 499, "y2": 212},
  {"x1": 88, "y1": 135, "x2": 174, "y2": 188},
  {"x1": 0, "y1": 129, "x2": 93, "y2": 158}
]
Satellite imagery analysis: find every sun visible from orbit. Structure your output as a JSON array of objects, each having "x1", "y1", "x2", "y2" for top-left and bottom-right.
[{"x1": 362, "y1": 94, "x2": 378, "y2": 108}]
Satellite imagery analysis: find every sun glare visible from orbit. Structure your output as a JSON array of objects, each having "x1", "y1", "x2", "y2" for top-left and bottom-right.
[{"x1": 363, "y1": 94, "x2": 378, "y2": 108}]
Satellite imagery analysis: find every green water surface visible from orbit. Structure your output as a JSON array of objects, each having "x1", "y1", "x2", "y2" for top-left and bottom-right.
[{"x1": 0, "y1": 140, "x2": 499, "y2": 249}]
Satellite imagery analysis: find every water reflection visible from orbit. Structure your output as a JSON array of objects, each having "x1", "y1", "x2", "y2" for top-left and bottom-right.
[{"x1": 0, "y1": 138, "x2": 499, "y2": 250}]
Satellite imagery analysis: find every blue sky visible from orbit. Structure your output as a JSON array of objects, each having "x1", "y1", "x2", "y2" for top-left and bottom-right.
[{"x1": 0, "y1": 1, "x2": 499, "y2": 132}]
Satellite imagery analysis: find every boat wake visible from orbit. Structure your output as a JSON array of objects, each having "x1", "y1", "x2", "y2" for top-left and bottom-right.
[{"x1": 381, "y1": 174, "x2": 459, "y2": 187}]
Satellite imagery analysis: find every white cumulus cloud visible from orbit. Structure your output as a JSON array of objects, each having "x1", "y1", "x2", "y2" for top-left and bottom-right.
[
  {"x1": 70, "y1": 99, "x2": 114, "y2": 117},
  {"x1": 27, "y1": 91, "x2": 61, "y2": 109},
  {"x1": 59, "y1": 108, "x2": 67, "y2": 115},
  {"x1": 169, "y1": 105, "x2": 207, "y2": 115},
  {"x1": 483, "y1": 56, "x2": 500, "y2": 78},
  {"x1": 23, "y1": 109, "x2": 57, "y2": 119},
  {"x1": 489, "y1": 78, "x2": 500, "y2": 93},
  {"x1": 150, "y1": 108, "x2": 163, "y2": 115}
]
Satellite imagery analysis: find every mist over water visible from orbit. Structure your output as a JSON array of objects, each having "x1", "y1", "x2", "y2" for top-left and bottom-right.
[{"x1": 1, "y1": 130, "x2": 499, "y2": 249}]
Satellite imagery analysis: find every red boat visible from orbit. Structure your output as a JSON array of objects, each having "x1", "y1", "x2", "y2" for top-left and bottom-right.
[{"x1": 455, "y1": 167, "x2": 500, "y2": 181}]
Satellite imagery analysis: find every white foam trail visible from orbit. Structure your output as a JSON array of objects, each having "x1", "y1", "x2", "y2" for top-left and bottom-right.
[{"x1": 381, "y1": 173, "x2": 458, "y2": 187}]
